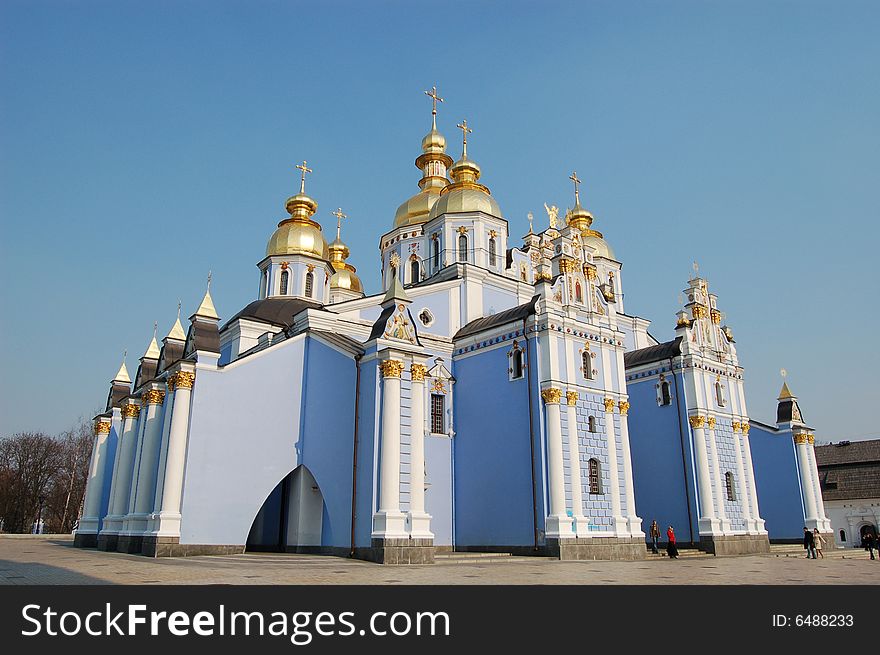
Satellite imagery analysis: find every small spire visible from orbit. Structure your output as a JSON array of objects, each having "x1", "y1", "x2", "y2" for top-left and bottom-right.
[
  {"x1": 143, "y1": 329, "x2": 161, "y2": 360},
  {"x1": 194, "y1": 272, "x2": 219, "y2": 320},
  {"x1": 113, "y1": 351, "x2": 131, "y2": 383},
  {"x1": 166, "y1": 300, "x2": 187, "y2": 341},
  {"x1": 569, "y1": 171, "x2": 582, "y2": 206},
  {"x1": 456, "y1": 119, "x2": 472, "y2": 159},
  {"x1": 425, "y1": 85, "x2": 443, "y2": 130},
  {"x1": 778, "y1": 368, "x2": 795, "y2": 399},
  {"x1": 296, "y1": 160, "x2": 313, "y2": 194},
  {"x1": 331, "y1": 207, "x2": 347, "y2": 241},
  {"x1": 383, "y1": 273, "x2": 410, "y2": 304}
]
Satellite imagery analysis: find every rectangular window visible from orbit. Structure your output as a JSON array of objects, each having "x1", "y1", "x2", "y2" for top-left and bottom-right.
[{"x1": 431, "y1": 394, "x2": 445, "y2": 434}]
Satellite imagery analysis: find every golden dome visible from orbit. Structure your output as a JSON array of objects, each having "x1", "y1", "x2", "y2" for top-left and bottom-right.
[
  {"x1": 427, "y1": 151, "x2": 501, "y2": 219},
  {"x1": 328, "y1": 233, "x2": 363, "y2": 293},
  {"x1": 266, "y1": 220, "x2": 329, "y2": 258},
  {"x1": 581, "y1": 229, "x2": 615, "y2": 260},
  {"x1": 394, "y1": 188, "x2": 444, "y2": 227},
  {"x1": 422, "y1": 128, "x2": 446, "y2": 153},
  {"x1": 566, "y1": 202, "x2": 594, "y2": 231}
]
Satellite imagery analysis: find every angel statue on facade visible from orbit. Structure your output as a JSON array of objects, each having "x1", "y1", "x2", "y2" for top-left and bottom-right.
[{"x1": 544, "y1": 202, "x2": 559, "y2": 229}]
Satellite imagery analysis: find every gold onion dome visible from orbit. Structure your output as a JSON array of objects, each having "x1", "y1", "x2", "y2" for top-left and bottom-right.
[
  {"x1": 428, "y1": 119, "x2": 502, "y2": 220},
  {"x1": 328, "y1": 210, "x2": 363, "y2": 293},
  {"x1": 266, "y1": 161, "x2": 329, "y2": 259},
  {"x1": 567, "y1": 171, "x2": 613, "y2": 259}
]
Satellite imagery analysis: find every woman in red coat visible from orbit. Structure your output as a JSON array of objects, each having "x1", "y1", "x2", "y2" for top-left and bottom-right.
[{"x1": 666, "y1": 526, "x2": 679, "y2": 559}]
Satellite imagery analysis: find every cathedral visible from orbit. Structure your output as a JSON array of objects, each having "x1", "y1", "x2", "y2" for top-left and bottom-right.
[{"x1": 75, "y1": 90, "x2": 831, "y2": 563}]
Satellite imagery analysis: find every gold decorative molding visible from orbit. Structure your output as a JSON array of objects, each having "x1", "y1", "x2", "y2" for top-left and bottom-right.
[
  {"x1": 122, "y1": 404, "x2": 141, "y2": 419},
  {"x1": 379, "y1": 359, "x2": 404, "y2": 378},
  {"x1": 489, "y1": 229, "x2": 498, "y2": 239},
  {"x1": 95, "y1": 420, "x2": 111, "y2": 435},
  {"x1": 732, "y1": 421, "x2": 742, "y2": 432},
  {"x1": 566, "y1": 391, "x2": 579, "y2": 406},
  {"x1": 691, "y1": 305, "x2": 708, "y2": 320},
  {"x1": 411, "y1": 364, "x2": 428, "y2": 382},
  {"x1": 558, "y1": 258, "x2": 579, "y2": 273},
  {"x1": 710, "y1": 308, "x2": 722, "y2": 324},
  {"x1": 689, "y1": 415, "x2": 706, "y2": 429},
  {"x1": 457, "y1": 226, "x2": 468, "y2": 235},
  {"x1": 603, "y1": 397, "x2": 616, "y2": 412},
  {"x1": 170, "y1": 371, "x2": 195, "y2": 390},
  {"x1": 142, "y1": 389, "x2": 166, "y2": 406},
  {"x1": 431, "y1": 378, "x2": 447, "y2": 394},
  {"x1": 618, "y1": 401, "x2": 630, "y2": 415},
  {"x1": 807, "y1": 434, "x2": 815, "y2": 445},
  {"x1": 585, "y1": 266, "x2": 597, "y2": 280},
  {"x1": 741, "y1": 423, "x2": 750, "y2": 436},
  {"x1": 793, "y1": 433, "x2": 808, "y2": 445},
  {"x1": 541, "y1": 388, "x2": 563, "y2": 404},
  {"x1": 707, "y1": 416, "x2": 716, "y2": 429}
]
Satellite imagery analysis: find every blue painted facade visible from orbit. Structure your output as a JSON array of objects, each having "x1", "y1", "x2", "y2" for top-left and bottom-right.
[{"x1": 749, "y1": 423, "x2": 806, "y2": 541}]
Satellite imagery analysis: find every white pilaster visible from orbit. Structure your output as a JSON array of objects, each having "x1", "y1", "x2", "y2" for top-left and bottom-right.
[
  {"x1": 121, "y1": 388, "x2": 164, "y2": 536},
  {"x1": 740, "y1": 423, "x2": 766, "y2": 532},
  {"x1": 78, "y1": 418, "x2": 112, "y2": 534},
  {"x1": 706, "y1": 416, "x2": 731, "y2": 532},
  {"x1": 407, "y1": 361, "x2": 433, "y2": 539},
  {"x1": 543, "y1": 388, "x2": 574, "y2": 538},
  {"x1": 617, "y1": 401, "x2": 643, "y2": 536},
  {"x1": 603, "y1": 397, "x2": 628, "y2": 536},
  {"x1": 372, "y1": 358, "x2": 408, "y2": 538},
  {"x1": 131, "y1": 387, "x2": 166, "y2": 520},
  {"x1": 565, "y1": 392, "x2": 590, "y2": 537},
  {"x1": 795, "y1": 432, "x2": 820, "y2": 529},
  {"x1": 690, "y1": 414, "x2": 721, "y2": 534}
]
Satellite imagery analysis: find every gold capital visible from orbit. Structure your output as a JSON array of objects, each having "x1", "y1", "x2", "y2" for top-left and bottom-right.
[
  {"x1": 95, "y1": 420, "x2": 111, "y2": 435},
  {"x1": 794, "y1": 433, "x2": 808, "y2": 445},
  {"x1": 807, "y1": 434, "x2": 815, "y2": 445},
  {"x1": 566, "y1": 391, "x2": 579, "y2": 406},
  {"x1": 170, "y1": 371, "x2": 195, "y2": 390},
  {"x1": 741, "y1": 423, "x2": 750, "y2": 436},
  {"x1": 142, "y1": 389, "x2": 165, "y2": 406},
  {"x1": 732, "y1": 421, "x2": 742, "y2": 433},
  {"x1": 618, "y1": 401, "x2": 630, "y2": 415},
  {"x1": 122, "y1": 404, "x2": 141, "y2": 419},
  {"x1": 603, "y1": 397, "x2": 617, "y2": 412},
  {"x1": 379, "y1": 359, "x2": 404, "y2": 378},
  {"x1": 707, "y1": 416, "x2": 716, "y2": 429},
  {"x1": 541, "y1": 388, "x2": 563, "y2": 404},
  {"x1": 710, "y1": 308, "x2": 722, "y2": 324},
  {"x1": 411, "y1": 364, "x2": 428, "y2": 382},
  {"x1": 689, "y1": 415, "x2": 706, "y2": 429}
]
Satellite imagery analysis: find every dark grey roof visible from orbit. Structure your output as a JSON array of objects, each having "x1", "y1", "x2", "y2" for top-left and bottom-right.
[
  {"x1": 453, "y1": 296, "x2": 540, "y2": 340},
  {"x1": 222, "y1": 297, "x2": 323, "y2": 331},
  {"x1": 185, "y1": 317, "x2": 220, "y2": 355},
  {"x1": 816, "y1": 440, "x2": 880, "y2": 501},
  {"x1": 776, "y1": 398, "x2": 802, "y2": 424},
  {"x1": 134, "y1": 358, "x2": 158, "y2": 390},
  {"x1": 105, "y1": 380, "x2": 131, "y2": 412},
  {"x1": 157, "y1": 338, "x2": 185, "y2": 374},
  {"x1": 623, "y1": 337, "x2": 682, "y2": 369}
]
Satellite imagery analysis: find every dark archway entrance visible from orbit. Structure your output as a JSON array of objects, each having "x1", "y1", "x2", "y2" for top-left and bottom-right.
[
  {"x1": 859, "y1": 523, "x2": 877, "y2": 546},
  {"x1": 246, "y1": 466, "x2": 324, "y2": 552}
]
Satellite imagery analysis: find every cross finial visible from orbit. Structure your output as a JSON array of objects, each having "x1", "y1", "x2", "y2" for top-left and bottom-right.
[
  {"x1": 176, "y1": 299, "x2": 181, "y2": 319},
  {"x1": 207, "y1": 270, "x2": 212, "y2": 291},
  {"x1": 425, "y1": 85, "x2": 443, "y2": 129},
  {"x1": 527, "y1": 211, "x2": 534, "y2": 234},
  {"x1": 153, "y1": 321, "x2": 158, "y2": 339},
  {"x1": 456, "y1": 119, "x2": 472, "y2": 158},
  {"x1": 295, "y1": 160, "x2": 313, "y2": 194},
  {"x1": 780, "y1": 368, "x2": 787, "y2": 379},
  {"x1": 123, "y1": 349, "x2": 127, "y2": 362},
  {"x1": 331, "y1": 207, "x2": 347, "y2": 240},
  {"x1": 569, "y1": 171, "x2": 582, "y2": 205}
]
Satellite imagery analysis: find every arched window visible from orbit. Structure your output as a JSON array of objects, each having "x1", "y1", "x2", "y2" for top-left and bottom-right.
[
  {"x1": 410, "y1": 259, "x2": 420, "y2": 284},
  {"x1": 509, "y1": 345, "x2": 524, "y2": 380},
  {"x1": 431, "y1": 394, "x2": 445, "y2": 434},
  {"x1": 260, "y1": 269, "x2": 268, "y2": 298},
  {"x1": 390, "y1": 265, "x2": 397, "y2": 285},
  {"x1": 458, "y1": 233, "x2": 468, "y2": 262},
  {"x1": 725, "y1": 472, "x2": 736, "y2": 501},
  {"x1": 582, "y1": 351, "x2": 594, "y2": 380},
  {"x1": 839, "y1": 529, "x2": 847, "y2": 543},
  {"x1": 659, "y1": 377, "x2": 672, "y2": 406},
  {"x1": 588, "y1": 415, "x2": 597, "y2": 433},
  {"x1": 715, "y1": 380, "x2": 726, "y2": 406},
  {"x1": 279, "y1": 270, "x2": 289, "y2": 295},
  {"x1": 304, "y1": 271, "x2": 314, "y2": 298},
  {"x1": 432, "y1": 238, "x2": 440, "y2": 269},
  {"x1": 488, "y1": 237, "x2": 497, "y2": 266},
  {"x1": 575, "y1": 281, "x2": 583, "y2": 303},
  {"x1": 588, "y1": 458, "x2": 602, "y2": 494}
]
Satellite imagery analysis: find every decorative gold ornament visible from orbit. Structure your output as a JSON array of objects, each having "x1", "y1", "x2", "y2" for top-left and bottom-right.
[
  {"x1": 710, "y1": 309, "x2": 722, "y2": 324},
  {"x1": 566, "y1": 391, "x2": 579, "y2": 406},
  {"x1": 170, "y1": 371, "x2": 195, "y2": 390},
  {"x1": 379, "y1": 359, "x2": 404, "y2": 378},
  {"x1": 142, "y1": 389, "x2": 166, "y2": 406},
  {"x1": 280, "y1": 261, "x2": 289, "y2": 270},
  {"x1": 585, "y1": 266, "x2": 597, "y2": 281},
  {"x1": 558, "y1": 258, "x2": 579, "y2": 273},
  {"x1": 457, "y1": 226, "x2": 468, "y2": 235},
  {"x1": 306, "y1": 263, "x2": 316, "y2": 273},
  {"x1": 741, "y1": 423, "x2": 750, "y2": 436},
  {"x1": 541, "y1": 388, "x2": 563, "y2": 404},
  {"x1": 618, "y1": 401, "x2": 630, "y2": 415},
  {"x1": 793, "y1": 433, "x2": 808, "y2": 445},
  {"x1": 691, "y1": 305, "x2": 708, "y2": 320},
  {"x1": 707, "y1": 416, "x2": 716, "y2": 429},
  {"x1": 689, "y1": 415, "x2": 706, "y2": 429},
  {"x1": 431, "y1": 378, "x2": 447, "y2": 394},
  {"x1": 732, "y1": 421, "x2": 742, "y2": 432},
  {"x1": 95, "y1": 420, "x2": 111, "y2": 435},
  {"x1": 122, "y1": 404, "x2": 141, "y2": 419},
  {"x1": 411, "y1": 364, "x2": 428, "y2": 382},
  {"x1": 489, "y1": 229, "x2": 498, "y2": 239},
  {"x1": 603, "y1": 397, "x2": 616, "y2": 412},
  {"x1": 807, "y1": 434, "x2": 815, "y2": 445}
]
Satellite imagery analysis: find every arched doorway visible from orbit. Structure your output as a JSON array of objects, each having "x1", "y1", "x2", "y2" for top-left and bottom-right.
[
  {"x1": 246, "y1": 466, "x2": 324, "y2": 552},
  {"x1": 859, "y1": 523, "x2": 877, "y2": 546}
]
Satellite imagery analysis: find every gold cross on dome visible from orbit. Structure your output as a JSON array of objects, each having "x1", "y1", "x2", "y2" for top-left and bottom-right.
[
  {"x1": 331, "y1": 207, "x2": 348, "y2": 239},
  {"x1": 425, "y1": 86, "x2": 444, "y2": 124},
  {"x1": 569, "y1": 171, "x2": 582, "y2": 204},
  {"x1": 456, "y1": 119, "x2": 473, "y2": 157},
  {"x1": 296, "y1": 160, "x2": 313, "y2": 193}
]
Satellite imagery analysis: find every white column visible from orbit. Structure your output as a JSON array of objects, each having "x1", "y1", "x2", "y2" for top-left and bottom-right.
[
  {"x1": 795, "y1": 432, "x2": 820, "y2": 529},
  {"x1": 731, "y1": 422, "x2": 754, "y2": 532},
  {"x1": 408, "y1": 362, "x2": 433, "y2": 539},
  {"x1": 132, "y1": 387, "x2": 166, "y2": 519},
  {"x1": 149, "y1": 389, "x2": 176, "y2": 518},
  {"x1": 112, "y1": 405, "x2": 143, "y2": 532},
  {"x1": 372, "y1": 359, "x2": 407, "y2": 538},
  {"x1": 740, "y1": 423, "x2": 765, "y2": 532},
  {"x1": 78, "y1": 418, "x2": 112, "y2": 534},
  {"x1": 689, "y1": 414, "x2": 720, "y2": 534},
  {"x1": 617, "y1": 401, "x2": 643, "y2": 536},
  {"x1": 154, "y1": 371, "x2": 194, "y2": 536},
  {"x1": 706, "y1": 416, "x2": 731, "y2": 532},
  {"x1": 806, "y1": 434, "x2": 831, "y2": 531},
  {"x1": 603, "y1": 398, "x2": 627, "y2": 535},
  {"x1": 123, "y1": 388, "x2": 164, "y2": 534},
  {"x1": 566, "y1": 392, "x2": 589, "y2": 537},
  {"x1": 542, "y1": 388, "x2": 573, "y2": 538}
]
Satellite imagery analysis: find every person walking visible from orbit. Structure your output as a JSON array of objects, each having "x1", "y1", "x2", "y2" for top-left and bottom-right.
[
  {"x1": 666, "y1": 525, "x2": 679, "y2": 559},
  {"x1": 650, "y1": 520, "x2": 661, "y2": 554},
  {"x1": 803, "y1": 527, "x2": 816, "y2": 559},
  {"x1": 866, "y1": 532, "x2": 877, "y2": 560},
  {"x1": 812, "y1": 529, "x2": 825, "y2": 559}
]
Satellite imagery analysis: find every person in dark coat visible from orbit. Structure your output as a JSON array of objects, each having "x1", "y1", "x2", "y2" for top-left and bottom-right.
[
  {"x1": 666, "y1": 526, "x2": 679, "y2": 559},
  {"x1": 866, "y1": 532, "x2": 877, "y2": 560},
  {"x1": 650, "y1": 520, "x2": 661, "y2": 554},
  {"x1": 803, "y1": 527, "x2": 816, "y2": 559}
]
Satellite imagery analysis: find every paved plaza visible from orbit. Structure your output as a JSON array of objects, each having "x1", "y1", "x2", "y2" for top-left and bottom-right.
[{"x1": 1, "y1": 536, "x2": 877, "y2": 585}]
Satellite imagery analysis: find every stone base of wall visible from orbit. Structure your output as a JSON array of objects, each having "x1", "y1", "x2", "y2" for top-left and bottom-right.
[
  {"x1": 699, "y1": 533, "x2": 771, "y2": 556},
  {"x1": 116, "y1": 534, "x2": 143, "y2": 554},
  {"x1": 545, "y1": 536, "x2": 647, "y2": 561},
  {"x1": 73, "y1": 532, "x2": 97, "y2": 548},
  {"x1": 141, "y1": 535, "x2": 246, "y2": 558},
  {"x1": 355, "y1": 538, "x2": 435, "y2": 564},
  {"x1": 97, "y1": 533, "x2": 118, "y2": 551}
]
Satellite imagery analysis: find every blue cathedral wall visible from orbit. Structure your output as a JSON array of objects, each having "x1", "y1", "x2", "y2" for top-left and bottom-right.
[
  {"x1": 626, "y1": 375, "x2": 700, "y2": 544},
  {"x1": 97, "y1": 426, "x2": 118, "y2": 529},
  {"x1": 352, "y1": 357, "x2": 379, "y2": 549},
  {"x1": 453, "y1": 338, "x2": 538, "y2": 548},
  {"x1": 748, "y1": 424, "x2": 805, "y2": 541}
]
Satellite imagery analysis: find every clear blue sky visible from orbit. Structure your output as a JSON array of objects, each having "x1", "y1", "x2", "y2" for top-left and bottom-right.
[{"x1": 1, "y1": 1, "x2": 877, "y2": 441}]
